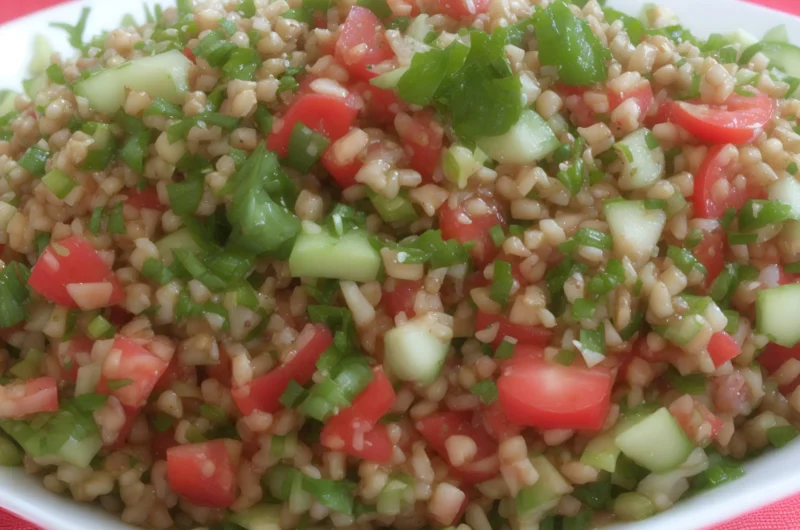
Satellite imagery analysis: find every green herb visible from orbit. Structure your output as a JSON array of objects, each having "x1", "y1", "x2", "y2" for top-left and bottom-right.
[
  {"x1": 470, "y1": 380, "x2": 499, "y2": 404},
  {"x1": 223, "y1": 47, "x2": 261, "y2": 81},
  {"x1": 141, "y1": 257, "x2": 174, "y2": 286},
  {"x1": 663, "y1": 367, "x2": 706, "y2": 394},
  {"x1": 387, "y1": 17, "x2": 410, "y2": 31},
  {"x1": 494, "y1": 340, "x2": 515, "y2": 360},
  {"x1": 88, "y1": 207, "x2": 104, "y2": 236},
  {"x1": 602, "y1": 7, "x2": 644, "y2": 43},
  {"x1": 18, "y1": 146, "x2": 50, "y2": 176},
  {"x1": 106, "y1": 202, "x2": 127, "y2": 234},
  {"x1": 280, "y1": 380, "x2": 307, "y2": 408},
  {"x1": 489, "y1": 225, "x2": 505, "y2": 246},
  {"x1": 193, "y1": 29, "x2": 237, "y2": 67},
  {"x1": 46, "y1": 64, "x2": 67, "y2": 85},
  {"x1": 303, "y1": 477, "x2": 357, "y2": 515},
  {"x1": 357, "y1": 0, "x2": 392, "y2": 19},
  {"x1": 239, "y1": 0, "x2": 257, "y2": 17},
  {"x1": 579, "y1": 327, "x2": 605, "y2": 356},
  {"x1": 41, "y1": 168, "x2": 76, "y2": 200},
  {"x1": 738, "y1": 199, "x2": 794, "y2": 231},
  {"x1": 490, "y1": 260, "x2": 514, "y2": 306},
  {"x1": 557, "y1": 137, "x2": 586, "y2": 196},
  {"x1": 788, "y1": 162, "x2": 799, "y2": 175},
  {"x1": 572, "y1": 477, "x2": 612, "y2": 509},
  {"x1": 50, "y1": 7, "x2": 91, "y2": 52},
  {"x1": 370, "y1": 230, "x2": 473, "y2": 269},
  {"x1": 667, "y1": 245, "x2": 707, "y2": 276},
  {"x1": 588, "y1": 258, "x2": 625, "y2": 297},
  {"x1": 106, "y1": 378, "x2": 134, "y2": 390},
  {"x1": 572, "y1": 298, "x2": 596, "y2": 319}
]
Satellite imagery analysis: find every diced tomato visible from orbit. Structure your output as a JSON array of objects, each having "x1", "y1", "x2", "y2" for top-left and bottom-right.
[
  {"x1": 608, "y1": 81, "x2": 654, "y2": 120},
  {"x1": 707, "y1": 331, "x2": 741, "y2": 368},
  {"x1": 266, "y1": 92, "x2": 359, "y2": 158},
  {"x1": 397, "y1": 110, "x2": 445, "y2": 183},
  {"x1": 693, "y1": 228, "x2": 726, "y2": 288},
  {"x1": 416, "y1": 411, "x2": 500, "y2": 485},
  {"x1": 167, "y1": 439, "x2": 242, "y2": 508},
  {"x1": 321, "y1": 148, "x2": 363, "y2": 189},
  {"x1": 232, "y1": 324, "x2": 333, "y2": 415},
  {"x1": 693, "y1": 144, "x2": 750, "y2": 220},
  {"x1": 668, "y1": 89, "x2": 775, "y2": 145},
  {"x1": 0, "y1": 377, "x2": 59, "y2": 419},
  {"x1": 52, "y1": 337, "x2": 94, "y2": 381},
  {"x1": 124, "y1": 186, "x2": 166, "y2": 211},
  {"x1": 480, "y1": 400, "x2": 522, "y2": 441},
  {"x1": 669, "y1": 398, "x2": 723, "y2": 443},
  {"x1": 154, "y1": 355, "x2": 197, "y2": 392},
  {"x1": 107, "y1": 307, "x2": 133, "y2": 328},
  {"x1": 439, "y1": 192, "x2": 506, "y2": 267},
  {"x1": 431, "y1": 0, "x2": 490, "y2": 18},
  {"x1": 29, "y1": 236, "x2": 124, "y2": 309},
  {"x1": 182, "y1": 46, "x2": 196, "y2": 63},
  {"x1": 335, "y1": 6, "x2": 394, "y2": 81},
  {"x1": 556, "y1": 84, "x2": 597, "y2": 127},
  {"x1": 643, "y1": 98, "x2": 673, "y2": 128},
  {"x1": 351, "y1": 81, "x2": 405, "y2": 125},
  {"x1": 321, "y1": 367, "x2": 396, "y2": 462},
  {"x1": 497, "y1": 358, "x2": 613, "y2": 431},
  {"x1": 475, "y1": 310, "x2": 553, "y2": 348},
  {"x1": 382, "y1": 279, "x2": 423, "y2": 319},
  {"x1": 205, "y1": 344, "x2": 232, "y2": 387},
  {"x1": 97, "y1": 336, "x2": 171, "y2": 408},
  {"x1": 759, "y1": 343, "x2": 800, "y2": 393},
  {"x1": 151, "y1": 427, "x2": 177, "y2": 460}
]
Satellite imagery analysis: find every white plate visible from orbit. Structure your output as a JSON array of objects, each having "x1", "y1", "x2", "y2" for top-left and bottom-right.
[{"x1": 1, "y1": 0, "x2": 800, "y2": 529}]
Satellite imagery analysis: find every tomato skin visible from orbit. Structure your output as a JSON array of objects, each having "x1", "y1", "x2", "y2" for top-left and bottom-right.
[
  {"x1": 167, "y1": 439, "x2": 242, "y2": 508},
  {"x1": 608, "y1": 81, "x2": 654, "y2": 118},
  {"x1": 693, "y1": 229, "x2": 726, "y2": 288},
  {"x1": 29, "y1": 236, "x2": 124, "y2": 309},
  {"x1": 124, "y1": 186, "x2": 165, "y2": 210},
  {"x1": 759, "y1": 343, "x2": 800, "y2": 392},
  {"x1": 498, "y1": 358, "x2": 613, "y2": 431},
  {"x1": 335, "y1": 7, "x2": 394, "y2": 81},
  {"x1": 480, "y1": 400, "x2": 522, "y2": 441},
  {"x1": 439, "y1": 193, "x2": 506, "y2": 267},
  {"x1": 397, "y1": 110, "x2": 445, "y2": 183},
  {"x1": 0, "y1": 377, "x2": 59, "y2": 419},
  {"x1": 475, "y1": 310, "x2": 553, "y2": 348},
  {"x1": 342, "y1": 366, "x2": 396, "y2": 426},
  {"x1": 351, "y1": 82, "x2": 404, "y2": 125},
  {"x1": 266, "y1": 93, "x2": 359, "y2": 158},
  {"x1": 382, "y1": 279, "x2": 423, "y2": 319},
  {"x1": 232, "y1": 324, "x2": 333, "y2": 415},
  {"x1": 416, "y1": 411, "x2": 500, "y2": 485},
  {"x1": 692, "y1": 144, "x2": 748, "y2": 220},
  {"x1": 432, "y1": 0, "x2": 490, "y2": 18},
  {"x1": 97, "y1": 336, "x2": 171, "y2": 408},
  {"x1": 707, "y1": 331, "x2": 741, "y2": 368},
  {"x1": 668, "y1": 90, "x2": 775, "y2": 144}
]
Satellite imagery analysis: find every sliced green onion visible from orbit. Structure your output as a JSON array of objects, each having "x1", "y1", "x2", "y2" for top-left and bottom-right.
[
  {"x1": 490, "y1": 260, "x2": 513, "y2": 306},
  {"x1": 141, "y1": 258, "x2": 174, "y2": 285},
  {"x1": 723, "y1": 310, "x2": 740, "y2": 334},
  {"x1": 579, "y1": 327, "x2": 605, "y2": 356},
  {"x1": 167, "y1": 174, "x2": 204, "y2": 216},
  {"x1": 710, "y1": 263, "x2": 738, "y2": 303},
  {"x1": 193, "y1": 29, "x2": 237, "y2": 67},
  {"x1": 18, "y1": 146, "x2": 50, "y2": 176},
  {"x1": 41, "y1": 168, "x2": 76, "y2": 200},
  {"x1": 277, "y1": 73, "x2": 300, "y2": 94},
  {"x1": 727, "y1": 232, "x2": 757, "y2": 245},
  {"x1": 767, "y1": 425, "x2": 799, "y2": 447},
  {"x1": 667, "y1": 245, "x2": 707, "y2": 276},
  {"x1": 644, "y1": 199, "x2": 667, "y2": 210},
  {"x1": 280, "y1": 380, "x2": 307, "y2": 408},
  {"x1": 356, "y1": 0, "x2": 392, "y2": 19},
  {"x1": 788, "y1": 162, "x2": 799, "y2": 175},
  {"x1": 573, "y1": 227, "x2": 612, "y2": 249},
  {"x1": 302, "y1": 477, "x2": 356, "y2": 515},
  {"x1": 469, "y1": 380, "x2": 498, "y2": 404},
  {"x1": 285, "y1": 122, "x2": 329, "y2": 173},
  {"x1": 46, "y1": 64, "x2": 67, "y2": 85},
  {"x1": 223, "y1": 47, "x2": 261, "y2": 81},
  {"x1": 557, "y1": 137, "x2": 586, "y2": 196},
  {"x1": 554, "y1": 349, "x2": 577, "y2": 366},
  {"x1": 106, "y1": 202, "x2": 126, "y2": 234},
  {"x1": 238, "y1": 0, "x2": 256, "y2": 16},
  {"x1": 663, "y1": 367, "x2": 706, "y2": 394},
  {"x1": 572, "y1": 298, "x2": 596, "y2": 319},
  {"x1": 198, "y1": 404, "x2": 228, "y2": 425},
  {"x1": 738, "y1": 199, "x2": 794, "y2": 232},
  {"x1": 120, "y1": 129, "x2": 150, "y2": 174},
  {"x1": 387, "y1": 16, "x2": 409, "y2": 31},
  {"x1": 254, "y1": 103, "x2": 273, "y2": 135},
  {"x1": 685, "y1": 228, "x2": 703, "y2": 249},
  {"x1": 106, "y1": 378, "x2": 133, "y2": 390},
  {"x1": 588, "y1": 258, "x2": 625, "y2": 297},
  {"x1": 784, "y1": 262, "x2": 800, "y2": 274},
  {"x1": 494, "y1": 340, "x2": 515, "y2": 360},
  {"x1": 34, "y1": 232, "x2": 51, "y2": 256},
  {"x1": 144, "y1": 97, "x2": 184, "y2": 118},
  {"x1": 720, "y1": 207, "x2": 737, "y2": 230},
  {"x1": 87, "y1": 314, "x2": 115, "y2": 340}
]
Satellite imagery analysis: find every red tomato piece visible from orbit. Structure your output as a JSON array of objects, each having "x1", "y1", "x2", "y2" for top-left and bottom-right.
[
  {"x1": 416, "y1": 411, "x2": 500, "y2": 485},
  {"x1": 475, "y1": 310, "x2": 553, "y2": 349},
  {"x1": 382, "y1": 279, "x2": 423, "y2": 319},
  {"x1": 167, "y1": 439, "x2": 242, "y2": 508},
  {"x1": 104, "y1": 405, "x2": 139, "y2": 450},
  {"x1": 232, "y1": 324, "x2": 333, "y2": 415},
  {"x1": 431, "y1": 0, "x2": 490, "y2": 18},
  {"x1": 29, "y1": 236, "x2": 124, "y2": 309},
  {"x1": 692, "y1": 228, "x2": 726, "y2": 288},
  {"x1": 668, "y1": 90, "x2": 775, "y2": 144},
  {"x1": 151, "y1": 427, "x2": 177, "y2": 460},
  {"x1": 335, "y1": 7, "x2": 394, "y2": 81},
  {"x1": 0, "y1": 377, "x2": 59, "y2": 419},
  {"x1": 124, "y1": 186, "x2": 166, "y2": 211},
  {"x1": 351, "y1": 81, "x2": 405, "y2": 125},
  {"x1": 205, "y1": 344, "x2": 232, "y2": 387},
  {"x1": 439, "y1": 192, "x2": 505, "y2": 267},
  {"x1": 97, "y1": 336, "x2": 171, "y2": 408},
  {"x1": 608, "y1": 81, "x2": 654, "y2": 119},
  {"x1": 154, "y1": 355, "x2": 198, "y2": 392},
  {"x1": 266, "y1": 93, "x2": 359, "y2": 158},
  {"x1": 707, "y1": 332, "x2": 741, "y2": 368},
  {"x1": 693, "y1": 144, "x2": 750, "y2": 220},
  {"x1": 759, "y1": 343, "x2": 800, "y2": 393},
  {"x1": 480, "y1": 400, "x2": 522, "y2": 441},
  {"x1": 321, "y1": 147, "x2": 363, "y2": 189},
  {"x1": 52, "y1": 337, "x2": 94, "y2": 382},
  {"x1": 556, "y1": 84, "x2": 597, "y2": 127},
  {"x1": 397, "y1": 110, "x2": 445, "y2": 183},
  {"x1": 344, "y1": 366, "x2": 397, "y2": 425},
  {"x1": 182, "y1": 46, "x2": 196, "y2": 63},
  {"x1": 669, "y1": 398, "x2": 723, "y2": 443},
  {"x1": 498, "y1": 358, "x2": 613, "y2": 431}
]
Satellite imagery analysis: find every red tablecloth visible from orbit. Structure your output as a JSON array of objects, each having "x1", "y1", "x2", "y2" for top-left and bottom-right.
[{"x1": 1, "y1": 0, "x2": 800, "y2": 528}]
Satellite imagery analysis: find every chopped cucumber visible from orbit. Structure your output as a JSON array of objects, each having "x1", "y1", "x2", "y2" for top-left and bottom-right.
[
  {"x1": 605, "y1": 200, "x2": 666, "y2": 265},
  {"x1": 516, "y1": 455, "x2": 573, "y2": 518},
  {"x1": 0, "y1": 201, "x2": 16, "y2": 233},
  {"x1": 74, "y1": 49, "x2": 192, "y2": 114},
  {"x1": 57, "y1": 435, "x2": 104, "y2": 468},
  {"x1": 367, "y1": 189, "x2": 417, "y2": 223},
  {"x1": 0, "y1": 91, "x2": 16, "y2": 116},
  {"x1": 384, "y1": 314, "x2": 451, "y2": 385},
  {"x1": 0, "y1": 433, "x2": 22, "y2": 467},
  {"x1": 477, "y1": 109, "x2": 559, "y2": 165},
  {"x1": 743, "y1": 41, "x2": 800, "y2": 78},
  {"x1": 9, "y1": 349, "x2": 44, "y2": 380},
  {"x1": 155, "y1": 227, "x2": 204, "y2": 264},
  {"x1": 289, "y1": 228, "x2": 381, "y2": 282},
  {"x1": 23, "y1": 74, "x2": 46, "y2": 100},
  {"x1": 407, "y1": 15, "x2": 433, "y2": 43},
  {"x1": 81, "y1": 122, "x2": 116, "y2": 171},
  {"x1": 75, "y1": 365, "x2": 102, "y2": 396},
  {"x1": 613, "y1": 491, "x2": 656, "y2": 521},
  {"x1": 726, "y1": 29, "x2": 759, "y2": 48},
  {"x1": 756, "y1": 284, "x2": 800, "y2": 346},
  {"x1": 443, "y1": 145, "x2": 487, "y2": 189},
  {"x1": 580, "y1": 431, "x2": 621, "y2": 473},
  {"x1": 29, "y1": 35, "x2": 53, "y2": 76},
  {"x1": 614, "y1": 129, "x2": 665, "y2": 190},
  {"x1": 637, "y1": 448, "x2": 708, "y2": 511},
  {"x1": 0, "y1": 415, "x2": 103, "y2": 469},
  {"x1": 228, "y1": 504, "x2": 282, "y2": 530},
  {"x1": 768, "y1": 177, "x2": 800, "y2": 219},
  {"x1": 377, "y1": 475, "x2": 414, "y2": 516},
  {"x1": 370, "y1": 67, "x2": 409, "y2": 90},
  {"x1": 763, "y1": 24, "x2": 789, "y2": 44},
  {"x1": 614, "y1": 408, "x2": 694, "y2": 473},
  {"x1": 657, "y1": 314, "x2": 705, "y2": 346}
]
